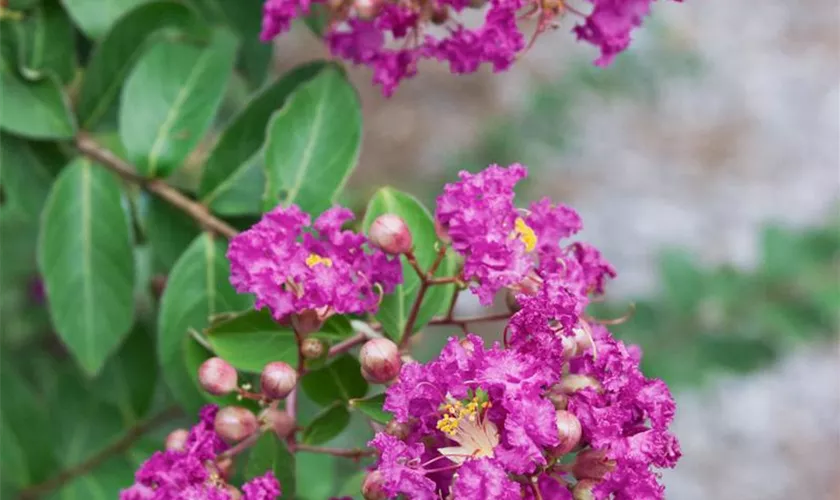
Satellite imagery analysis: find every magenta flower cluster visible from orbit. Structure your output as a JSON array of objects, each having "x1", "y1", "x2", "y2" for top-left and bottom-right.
[
  {"x1": 227, "y1": 204, "x2": 402, "y2": 322},
  {"x1": 260, "y1": 0, "x2": 679, "y2": 95},
  {"x1": 365, "y1": 164, "x2": 679, "y2": 499},
  {"x1": 120, "y1": 406, "x2": 281, "y2": 499}
]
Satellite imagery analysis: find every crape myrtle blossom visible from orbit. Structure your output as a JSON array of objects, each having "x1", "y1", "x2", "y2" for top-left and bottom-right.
[
  {"x1": 227, "y1": 204, "x2": 402, "y2": 323},
  {"x1": 434, "y1": 163, "x2": 615, "y2": 305},
  {"x1": 368, "y1": 323, "x2": 679, "y2": 498},
  {"x1": 120, "y1": 406, "x2": 281, "y2": 499},
  {"x1": 260, "y1": 0, "x2": 679, "y2": 95}
]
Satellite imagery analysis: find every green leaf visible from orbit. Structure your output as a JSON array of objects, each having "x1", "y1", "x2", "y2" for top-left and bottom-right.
[
  {"x1": 263, "y1": 67, "x2": 361, "y2": 215},
  {"x1": 362, "y1": 188, "x2": 456, "y2": 340},
  {"x1": 199, "y1": 61, "x2": 329, "y2": 215},
  {"x1": 60, "y1": 0, "x2": 147, "y2": 40},
  {"x1": 296, "y1": 453, "x2": 336, "y2": 500},
  {"x1": 157, "y1": 233, "x2": 252, "y2": 413},
  {"x1": 145, "y1": 195, "x2": 200, "y2": 270},
  {"x1": 301, "y1": 403, "x2": 350, "y2": 445},
  {"x1": 312, "y1": 315, "x2": 354, "y2": 342},
  {"x1": 120, "y1": 28, "x2": 238, "y2": 178},
  {"x1": 349, "y1": 393, "x2": 392, "y2": 424},
  {"x1": 17, "y1": 0, "x2": 76, "y2": 83},
  {"x1": 302, "y1": 3, "x2": 330, "y2": 38},
  {"x1": 77, "y1": 0, "x2": 196, "y2": 130},
  {"x1": 0, "y1": 132, "x2": 64, "y2": 219},
  {"x1": 38, "y1": 158, "x2": 136, "y2": 375},
  {"x1": 48, "y1": 457, "x2": 135, "y2": 500},
  {"x1": 205, "y1": 309, "x2": 297, "y2": 373},
  {"x1": 92, "y1": 324, "x2": 157, "y2": 425},
  {"x1": 0, "y1": 65, "x2": 75, "y2": 139},
  {"x1": 0, "y1": 421, "x2": 29, "y2": 489},
  {"x1": 246, "y1": 433, "x2": 297, "y2": 500},
  {"x1": 301, "y1": 355, "x2": 367, "y2": 406}
]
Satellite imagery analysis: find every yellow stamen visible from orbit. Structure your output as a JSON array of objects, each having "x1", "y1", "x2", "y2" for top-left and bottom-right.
[
  {"x1": 513, "y1": 218, "x2": 537, "y2": 252},
  {"x1": 305, "y1": 253, "x2": 333, "y2": 268}
]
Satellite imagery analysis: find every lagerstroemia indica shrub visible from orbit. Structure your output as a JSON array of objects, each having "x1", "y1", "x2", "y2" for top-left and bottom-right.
[{"x1": 0, "y1": 0, "x2": 681, "y2": 498}]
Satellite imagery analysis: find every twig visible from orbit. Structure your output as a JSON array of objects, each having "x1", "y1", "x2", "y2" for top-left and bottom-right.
[
  {"x1": 293, "y1": 444, "x2": 377, "y2": 459},
  {"x1": 328, "y1": 332, "x2": 367, "y2": 357},
  {"x1": 18, "y1": 406, "x2": 182, "y2": 499},
  {"x1": 400, "y1": 247, "x2": 449, "y2": 347},
  {"x1": 428, "y1": 311, "x2": 512, "y2": 328},
  {"x1": 218, "y1": 429, "x2": 265, "y2": 461},
  {"x1": 76, "y1": 133, "x2": 238, "y2": 239}
]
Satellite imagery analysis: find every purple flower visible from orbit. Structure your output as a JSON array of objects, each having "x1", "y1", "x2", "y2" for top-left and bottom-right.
[
  {"x1": 451, "y1": 458, "x2": 521, "y2": 499},
  {"x1": 122, "y1": 406, "x2": 282, "y2": 500},
  {"x1": 227, "y1": 204, "x2": 402, "y2": 321}
]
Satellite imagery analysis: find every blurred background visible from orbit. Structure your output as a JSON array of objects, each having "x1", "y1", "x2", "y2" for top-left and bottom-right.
[
  {"x1": 2, "y1": 0, "x2": 838, "y2": 498},
  {"x1": 272, "y1": 0, "x2": 840, "y2": 498}
]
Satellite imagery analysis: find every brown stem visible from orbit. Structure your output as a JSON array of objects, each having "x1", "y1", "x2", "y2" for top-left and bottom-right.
[
  {"x1": 428, "y1": 311, "x2": 512, "y2": 328},
  {"x1": 18, "y1": 406, "x2": 182, "y2": 499},
  {"x1": 400, "y1": 246, "x2": 448, "y2": 348},
  {"x1": 218, "y1": 429, "x2": 265, "y2": 461},
  {"x1": 293, "y1": 444, "x2": 377, "y2": 459},
  {"x1": 328, "y1": 332, "x2": 367, "y2": 357},
  {"x1": 76, "y1": 133, "x2": 239, "y2": 239}
]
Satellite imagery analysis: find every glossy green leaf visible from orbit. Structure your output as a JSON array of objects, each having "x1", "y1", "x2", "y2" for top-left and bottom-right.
[
  {"x1": 301, "y1": 355, "x2": 367, "y2": 406},
  {"x1": 0, "y1": 65, "x2": 75, "y2": 139},
  {"x1": 120, "y1": 28, "x2": 238, "y2": 178},
  {"x1": 199, "y1": 61, "x2": 329, "y2": 215},
  {"x1": 296, "y1": 453, "x2": 336, "y2": 500},
  {"x1": 0, "y1": 132, "x2": 64, "y2": 219},
  {"x1": 60, "y1": 0, "x2": 147, "y2": 40},
  {"x1": 48, "y1": 457, "x2": 135, "y2": 500},
  {"x1": 349, "y1": 393, "x2": 392, "y2": 424},
  {"x1": 37, "y1": 158, "x2": 135, "y2": 375},
  {"x1": 301, "y1": 403, "x2": 350, "y2": 445},
  {"x1": 77, "y1": 0, "x2": 195, "y2": 130},
  {"x1": 263, "y1": 67, "x2": 361, "y2": 215},
  {"x1": 0, "y1": 421, "x2": 29, "y2": 489},
  {"x1": 312, "y1": 314, "x2": 354, "y2": 342},
  {"x1": 205, "y1": 309, "x2": 297, "y2": 373},
  {"x1": 16, "y1": 0, "x2": 76, "y2": 83},
  {"x1": 246, "y1": 433, "x2": 296, "y2": 500},
  {"x1": 362, "y1": 188, "x2": 456, "y2": 340},
  {"x1": 92, "y1": 325, "x2": 157, "y2": 425},
  {"x1": 145, "y1": 195, "x2": 200, "y2": 270},
  {"x1": 157, "y1": 233, "x2": 252, "y2": 413}
]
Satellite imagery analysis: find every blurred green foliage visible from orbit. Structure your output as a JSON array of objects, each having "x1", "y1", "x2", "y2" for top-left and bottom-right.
[{"x1": 592, "y1": 217, "x2": 840, "y2": 388}]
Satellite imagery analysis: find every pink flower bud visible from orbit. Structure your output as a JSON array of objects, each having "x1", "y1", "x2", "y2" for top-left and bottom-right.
[
  {"x1": 434, "y1": 219, "x2": 451, "y2": 244},
  {"x1": 291, "y1": 309, "x2": 324, "y2": 335},
  {"x1": 260, "y1": 361, "x2": 298, "y2": 399},
  {"x1": 164, "y1": 428, "x2": 189, "y2": 451},
  {"x1": 362, "y1": 470, "x2": 388, "y2": 500},
  {"x1": 214, "y1": 406, "x2": 258, "y2": 443},
  {"x1": 573, "y1": 449, "x2": 616, "y2": 481},
  {"x1": 549, "y1": 410, "x2": 582, "y2": 456},
  {"x1": 301, "y1": 337, "x2": 326, "y2": 360},
  {"x1": 353, "y1": 0, "x2": 382, "y2": 20},
  {"x1": 260, "y1": 408, "x2": 296, "y2": 439},
  {"x1": 226, "y1": 485, "x2": 243, "y2": 500},
  {"x1": 359, "y1": 338, "x2": 401, "y2": 384},
  {"x1": 558, "y1": 374, "x2": 603, "y2": 395},
  {"x1": 572, "y1": 479, "x2": 598, "y2": 500},
  {"x1": 198, "y1": 357, "x2": 238, "y2": 396},
  {"x1": 216, "y1": 457, "x2": 234, "y2": 480},
  {"x1": 369, "y1": 214, "x2": 413, "y2": 255},
  {"x1": 385, "y1": 419, "x2": 411, "y2": 440},
  {"x1": 545, "y1": 385, "x2": 569, "y2": 410}
]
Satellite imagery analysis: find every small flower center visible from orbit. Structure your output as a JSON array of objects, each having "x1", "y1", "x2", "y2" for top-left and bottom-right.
[
  {"x1": 435, "y1": 390, "x2": 499, "y2": 465},
  {"x1": 512, "y1": 217, "x2": 537, "y2": 252},
  {"x1": 305, "y1": 253, "x2": 333, "y2": 268}
]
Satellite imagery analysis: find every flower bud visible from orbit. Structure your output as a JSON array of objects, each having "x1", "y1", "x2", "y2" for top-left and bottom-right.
[
  {"x1": 362, "y1": 470, "x2": 388, "y2": 500},
  {"x1": 226, "y1": 486, "x2": 242, "y2": 500},
  {"x1": 385, "y1": 419, "x2": 411, "y2": 440},
  {"x1": 369, "y1": 214, "x2": 413, "y2": 255},
  {"x1": 359, "y1": 338, "x2": 401, "y2": 384},
  {"x1": 354, "y1": 0, "x2": 383, "y2": 20},
  {"x1": 260, "y1": 361, "x2": 298, "y2": 399},
  {"x1": 572, "y1": 479, "x2": 598, "y2": 500},
  {"x1": 291, "y1": 309, "x2": 324, "y2": 335},
  {"x1": 260, "y1": 408, "x2": 296, "y2": 439},
  {"x1": 573, "y1": 449, "x2": 616, "y2": 481},
  {"x1": 504, "y1": 289, "x2": 521, "y2": 313},
  {"x1": 558, "y1": 374, "x2": 603, "y2": 395},
  {"x1": 216, "y1": 457, "x2": 234, "y2": 480},
  {"x1": 430, "y1": 4, "x2": 449, "y2": 24},
  {"x1": 560, "y1": 335, "x2": 579, "y2": 359},
  {"x1": 301, "y1": 337, "x2": 326, "y2": 360},
  {"x1": 573, "y1": 321, "x2": 594, "y2": 353},
  {"x1": 549, "y1": 410, "x2": 582, "y2": 456},
  {"x1": 434, "y1": 219, "x2": 451, "y2": 244},
  {"x1": 545, "y1": 386, "x2": 569, "y2": 410},
  {"x1": 164, "y1": 428, "x2": 189, "y2": 451},
  {"x1": 214, "y1": 406, "x2": 258, "y2": 443},
  {"x1": 198, "y1": 357, "x2": 238, "y2": 396}
]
